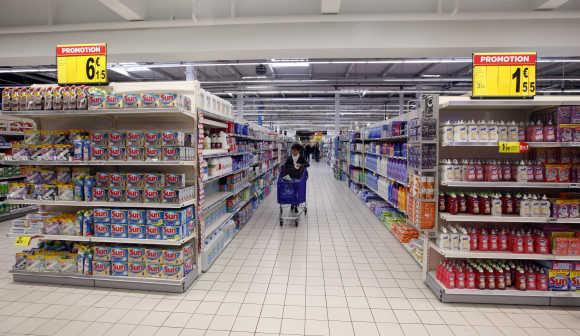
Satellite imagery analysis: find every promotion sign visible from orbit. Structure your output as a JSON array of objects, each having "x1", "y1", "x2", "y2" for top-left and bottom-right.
[
  {"x1": 472, "y1": 52, "x2": 536, "y2": 98},
  {"x1": 56, "y1": 43, "x2": 107, "y2": 84},
  {"x1": 498, "y1": 141, "x2": 529, "y2": 154}
]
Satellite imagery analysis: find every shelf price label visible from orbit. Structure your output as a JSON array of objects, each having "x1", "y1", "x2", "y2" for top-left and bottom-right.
[
  {"x1": 472, "y1": 52, "x2": 536, "y2": 98},
  {"x1": 15, "y1": 236, "x2": 32, "y2": 246},
  {"x1": 56, "y1": 43, "x2": 107, "y2": 84},
  {"x1": 499, "y1": 141, "x2": 528, "y2": 153}
]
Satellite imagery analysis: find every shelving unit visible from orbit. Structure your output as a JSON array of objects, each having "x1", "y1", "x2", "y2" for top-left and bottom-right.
[
  {"x1": 426, "y1": 95, "x2": 580, "y2": 306},
  {"x1": 5, "y1": 81, "x2": 203, "y2": 292}
]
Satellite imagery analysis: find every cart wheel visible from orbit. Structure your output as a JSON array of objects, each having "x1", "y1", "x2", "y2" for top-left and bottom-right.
[{"x1": 279, "y1": 219, "x2": 283, "y2": 226}]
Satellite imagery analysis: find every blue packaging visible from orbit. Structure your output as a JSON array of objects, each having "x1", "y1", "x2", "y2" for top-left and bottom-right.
[
  {"x1": 110, "y1": 222, "x2": 128, "y2": 238},
  {"x1": 162, "y1": 225, "x2": 182, "y2": 240},
  {"x1": 73, "y1": 140, "x2": 84, "y2": 161},
  {"x1": 93, "y1": 208, "x2": 111, "y2": 223},
  {"x1": 185, "y1": 205, "x2": 194, "y2": 222},
  {"x1": 111, "y1": 246, "x2": 128, "y2": 262},
  {"x1": 111, "y1": 209, "x2": 128, "y2": 224},
  {"x1": 146, "y1": 210, "x2": 164, "y2": 226},
  {"x1": 73, "y1": 178, "x2": 84, "y2": 201},
  {"x1": 127, "y1": 223, "x2": 145, "y2": 239},
  {"x1": 163, "y1": 210, "x2": 184, "y2": 226},
  {"x1": 127, "y1": 209, "x2": 146, "y2": 225},
  {"x1": 93, "y1": 222, "x2": 111, "y2": 237},
  {"x1": 111, "y1": 261, "x2": 128, "y2": 276},
  {"x1": 83, "y1": 177, "x2": 95, "y2": 201},
  {"x1": 82, "y1": 140, "x2": 91, "y2": 161},
  {"x1": 79, "y1": 210, "x2": 93, "y2": 236},
  {"x1": 146, "y1": 224, "x2": 163, "y2": 240}
]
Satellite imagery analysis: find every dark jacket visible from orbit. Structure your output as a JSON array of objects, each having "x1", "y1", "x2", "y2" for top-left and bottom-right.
[{"x1": 283, "y1": 154, "x2": 309, "y2": 179}]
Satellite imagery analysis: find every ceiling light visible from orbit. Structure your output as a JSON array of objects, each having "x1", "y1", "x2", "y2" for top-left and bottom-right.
[
  {"x1": 242, "y1": 76, "x2": 267, "y2": 79},
  {"x1": 421, "y1": 74, "x2": 441, "y2": 78},
  {"x1": 269, "y1": 59, "x2": 311, "y2": 68},
  {"x1": 111, "y1": 66, "x2": 130, "y2": 77}
]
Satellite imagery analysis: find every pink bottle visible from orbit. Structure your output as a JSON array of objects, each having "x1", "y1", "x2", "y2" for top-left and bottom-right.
[
  {"x1": 535, "y1": 231, "x2": 550, "y2": 254},
  {"x1": 524, "y1": 231, "x2": 535, "y2": 253},
  {"x1": 536, "y1": 269, "x2": 548, "y2": 291},
  {"x1": 526, "y1": 268, "x2": 537, "y2": 290},
  {"x1": 498, "y1": 228, "x2": 509, "y2": 251},
  {"x1": 544, "y1": 119, "x2": 556, "y2": 142},
  {"x1": 458, "y1": 193, "x2": 467, "y2": 213},
  {"x1": 489, "y1": 229, "x2": 499, "y2": 251},
  {"x1": 469, "y1": 227, "x2": 479, "y2": 251},
  {"x1": 466, "y1": 267, "x2": 476, "y2": 289},
  {"x1": 478, "y1": 228, "x2": 489, "y2": 251}
]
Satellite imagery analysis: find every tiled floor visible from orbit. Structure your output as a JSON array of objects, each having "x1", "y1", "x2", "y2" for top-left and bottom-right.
[{"x1": 0, "y1": 162, "x2": 579, "y2": 336}]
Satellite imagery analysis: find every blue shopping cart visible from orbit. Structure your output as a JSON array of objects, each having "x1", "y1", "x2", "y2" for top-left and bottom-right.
[{"x1": 277, "y1": 169, "x2": 308, "y2": 226}]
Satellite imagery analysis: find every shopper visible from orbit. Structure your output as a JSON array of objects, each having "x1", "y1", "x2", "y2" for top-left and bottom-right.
[
  {"x1": 304, "y1": 144, "x2": 312, "y2": 161},
  {"x1": 282, "y1": 143, "x2": 309, "y2": 212}
]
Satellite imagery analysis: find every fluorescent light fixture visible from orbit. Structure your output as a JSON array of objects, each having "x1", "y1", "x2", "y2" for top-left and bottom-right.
[
  {"x1": 0, "y1": 67, "x2": 56, "y2": 74},
  {"x1": 269, "y1": 62, "x2": 310, "y2": 68},
  {"x1": 421, "y1": 74, "x2": 441, "y2": 78},
  {"x1": 110, "y1": 66, "x2": 130, "y2": 77},
  {"x1": 242, "y1": 76, "x2": 268, "y2": 80}
]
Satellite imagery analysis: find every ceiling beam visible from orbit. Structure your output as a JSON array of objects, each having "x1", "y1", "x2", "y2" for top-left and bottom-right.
[
  {"x1": 380, "y1": 64, "x2": 396, "y2": 77},
  {"x1": 415, "y1": 63, "x2": 437, "y2": 77},
  {"x1": 321, "y1": 0, "x2": 341, "y2": 14},
  {"x1": 98, "y1": 0, "x2": 145, "y2": 21},
  {"x1": 344, "y1": 64, "x2": 355, "y2": 78},
  {"x1": 536, "y1": 0, "x2": 569, "y2": 10},
  {"x1": 228, "y1": 65, "x2": 243, "y2": 79},
  {"x1": 16, "y1": 73, "x2": 55, "y2": 84},
  {"x1": 539, "y1": 62, "x2": 563, "y2": 74}
]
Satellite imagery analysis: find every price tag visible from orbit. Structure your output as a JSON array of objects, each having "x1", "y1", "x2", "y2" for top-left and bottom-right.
[
  {"x1": 56, "y1": 43, "x2": 107, "y2": 84},
  {"x1": 15, "y1": 236, "x2": 32, "y2": 246},
  {"x1": 472, "y1": 52, "x2": 536, "y2": 98},
  {"x1": 498, "y1": 141, "x2": 529, "y2": 153}
]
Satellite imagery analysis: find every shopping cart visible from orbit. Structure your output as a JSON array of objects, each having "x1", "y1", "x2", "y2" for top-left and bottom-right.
[{"x1": 277, "y1": 170, "x2": 308, "y2": 226}]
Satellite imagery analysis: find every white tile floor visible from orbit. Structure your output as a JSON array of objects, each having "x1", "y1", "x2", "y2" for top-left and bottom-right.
[{"x1": 0, "y1": 162, "x2": 579, "y2": 336}]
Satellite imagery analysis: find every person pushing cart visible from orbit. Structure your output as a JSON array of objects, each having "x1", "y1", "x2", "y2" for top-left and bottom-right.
[{"x1": 277, "y1": 143, "x2": 309, "y2": 226}]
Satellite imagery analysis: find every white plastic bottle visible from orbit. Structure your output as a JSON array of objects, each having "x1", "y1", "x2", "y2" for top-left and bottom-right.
[
  {"x1": 441, "y1": 121, "x2": 454, "y2": 146},
  {"x1": 441, "y1": 159, "x2": 453, "y2": 182},
  {"x1": 491, "y1": 193, "x2": 502, "y2": 216},
  {"x1": 508, "y1": 121, "x2": 519, "y2": 141},
  {"x1": 540, "y1": 195, "x2": 551, "y2": 217},
  {"x1": 488, "y1": 120, "x2": 499, "y2": 142},
  {"x1": 516, "y1": 160, "x2": 528, "y2": 182},
  {"x1": 468, "y1": 120, "x2": 479, "y2": 142},
  {"x1": 478, "y1": 120, "x2": 489, "y2": 142},
  {"x1": 450, "y1": 226, "x2": 460, "y2": 250},
  {"x1": 531, "y1": 195, "x2": 542, "y2": 217},
  {"x1": 438, "y1": 226, "x2": 450, "y2": 250},
  {"x1": 520, "y1": 194, "x2": 531, "y2": 217},
  {"x1": 459, "y1": 227, "x2": 471, "y2": 251},
  {"x1": 498, "y1": 120, "x2": 508, "y2": 141},
  {"x1": 452, "y1": 159, "x2": 462, "y2": 181},
  {"x1": 454, "y1": 120, "x2": 467, "y2": 142}
]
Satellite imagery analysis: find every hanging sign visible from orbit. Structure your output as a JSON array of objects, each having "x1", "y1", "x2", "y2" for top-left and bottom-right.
[
  {"x1": 56, "y1": 43, "x2": 108, "y2": 84},
  {"x1": 472, "y1": 52, "x2": 536, "y2": 98},
  {"x1": 498, "y1": 141, "x2": 529, "y2": 153}
]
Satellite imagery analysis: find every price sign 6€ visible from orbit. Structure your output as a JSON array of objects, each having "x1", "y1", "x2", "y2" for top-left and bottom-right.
[
  {"x1": 56, "y1": 43, "x2": 107, "y2": 84},
  {"x1": 472, "y1": 52, "x2": 536, "y2": 98}
]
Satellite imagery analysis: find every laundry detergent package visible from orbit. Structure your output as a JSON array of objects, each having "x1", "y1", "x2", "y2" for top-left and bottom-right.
[
  {"x1": 127, "y1": 247, "x2": 145, "y2": 262},
  {"x1": 549, "y1": 269, "x2": 570, "y2": 291},
  {"x1": 143, "y1": 187, "x2": 161, "y2": 203},
  {"x1": 162, "y1": 264, "x2": 184, "y2": 279},
  {"x1": 110, "y1": 222, "x2": 128, "y2": 238},
  {"x1": 162, "y1": 225, "x2": 182, "y2": 240},
  {"x1": 93, "y1": 208, "x2": 111, "y2": 223},
  {"x1": 128, "y1": 262, "x2": 145, "y2": 277},
  {"x1": 145, "y1": 262, "x2": 163, "y2": 278},
  {"x1": 123, "y1": 93, "x2": 142, "y2": 108},
  {"x1": 128, "y1": 209, "x2": 146, "y2": 225},
  {"x1": 127, "y1": 223, "x2": 145, "y2": 239},
  {"x1": 111, "y1": 261, "x2": 128, "y2": 276},
  {"x1": 108, "y1": 146, "x2": 126, "y2": 161},
  {"x1": 109, "y1": 173, "x2": 126, "y2": 188},
  {"x1": 126, "y1": 173, "x2": 144, "y2": 188},
  {"x1": 145, "y1": 146, "x2": 162, "y2": 161},
  {"x1": 161, "y1": 131, "x2": 186, "y2": 147},
  {"x1": 111, "y1": 209, "x2": 128, "y2": 224},
  {"x1": 126, "y1": 130, "x2": 145, "y2": 147},
  {"x1": 126, "y1": 188, "x2": 142, "y2": 203},
  {"x1": 108, "y1": 131, "x2": 125, "y2": 146},
  {"x1": 93, "y1": 245, "x2": 111, "y2": 261},
  {"x1": 146, "y1": 224, "x2": 163, "y2": 240},
  {"x1": 571, "y1": 270, "x2": 580, "y2": 291},
  {"x1": 93, "y1": 260, "x2": 111, "y2": 275},
  {"x1": 162, "y1": 248, "x2": 184, "y2": 265},
  {"x1": 126, "y1": 146, "x2": 144, "y2": 161},
  {"x1": 105, "y1": 93, "x2": 124, "y2": 109},
  {"x1": 146, "y1": 210, "x2": 164, "y2": 225},
  {"x1": 91, "y1": 146, "x2": 108, "y2": 161},
  {"x1": 111, "y1": 246, "x2": 128, "y2": 262},
  {"x1": 93, "y1": 222, "x2": 111, "y2": 237},
  {"x1": 164, "y1": 173, "x2": 186, "y2": 188},
  {"x1": 92, "y1": 186, "x2": 107, "y2": 202},
  {"x1": 145, "y1": 248, "x2": 163, "y2": 263}
]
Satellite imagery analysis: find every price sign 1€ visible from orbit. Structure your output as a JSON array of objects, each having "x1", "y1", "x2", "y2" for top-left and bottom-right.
[
  {"x1": 472, "y1": 52, "x2": 536, "y2": 98},
  {"x1": 56, "y1": 43, "x2": 107, "y2": 84},
  {"x1": 499, "y1": 141, "x2": 529, "y2": 153}
]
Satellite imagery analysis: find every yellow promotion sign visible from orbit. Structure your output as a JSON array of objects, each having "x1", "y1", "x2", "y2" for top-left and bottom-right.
[
  {"x1": 498, "y1": 141, "x2": 529, "y2": 154},
  {"x1": 57, "y1": 43, "x2": 108, "y2": 84},
  {"x1": 472, "y1": 52, "x2": 536, "y2": 98},
  {"x1": 15, "y1": 236, "x2": 32, "y2": 246}
]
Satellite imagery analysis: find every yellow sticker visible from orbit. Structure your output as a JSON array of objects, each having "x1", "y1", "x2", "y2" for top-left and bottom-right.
[
  {"x1": 56, "y1": 43, "x2": 107, "y2": 84},
  {"x1": 499, "y1": 141, "x2": 528, "y2": 153},
  {"x1": 472, "y1": 52, "x2": 536, "y2": 98},
  {"x1": 15, "y1": 236, "x2": 32, "y2": 246}
]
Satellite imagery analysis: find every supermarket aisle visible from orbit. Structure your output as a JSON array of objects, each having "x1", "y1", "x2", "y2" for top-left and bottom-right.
[{"x1": 0, "y1": 163, "x2": 577, "y2": 336}]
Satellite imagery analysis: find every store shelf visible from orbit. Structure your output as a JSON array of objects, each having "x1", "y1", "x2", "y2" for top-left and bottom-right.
[
  {"x1": 203, "y1": 151, "x2": 251, "y2": 158},
  {"x1": 203, "y1": 166, "x2": 249, "y2": 183},
  {"x1": 430, "y1": 242, "x2": 580, "y2": 261},
  {"x1": 0, "y1": 160, "x2": 196, "y2": 166},
  {"x1": 440, "y1": 212, "x2": 580, "y2": 223},
  {"x1": 441, "y1": 181, "x2": 578, "y2": 189},
  {"x1": 0, "y1": 206, "x2": 37, "y2": 221},
  {"x1": 201, "y1": 118, "x2": 227, "y2": 128},
  {"x1": 201, "y1": 232, "x2": 236, "y2": 272},
  {"x1": 6, "y1": 198, "x2": 195, "y2": 209},
  {"x1": 0, "y1": 175, "x2": 24, "y2": 181},
  {"x1": 442, "y1": 141, "x2": 580, "y2": 148},
  {"x1": 203, "y1": 191, "x2": 233, "y2": 211},
  {"x1": 426, "y1": 271, "x2": 579, "y2": 306},
  {"x1": 203, "y1": 212, "x2": 235, "y2": 238},
  {"x1": 200, "y1": 109, "x2": 233, "y2": 122},
  {"x1": 2, "y1": 107, "x2": 196, "y2": 120},
  {"x1": 0, "y1": 131, "x2": 25, "y2": 136},
  {"x1": 229, "y1": 134, "x2": 258, "y2": 140},
  {"x1": 363, "y1": 135, "x2": 407, "y2": 141},
  {"x1": 365, "y1": 183, "x2": 407, "y2": 215},
  {"x1": 12, "y1": 268, "x2": 199, "y2": 293},
  {"x1": 439, "y1": 96, "x2": 580, "y2": 110},
  {"x1": 403, "y1": 242, "x2": 423, "y2": 267}
]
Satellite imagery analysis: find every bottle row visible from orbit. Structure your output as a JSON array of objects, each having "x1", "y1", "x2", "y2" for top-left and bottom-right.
[
  {"x1": 437, "y1": 223, "x2": 579, "y2": 256},
  {"x1": 1, "y1": 85, "x2": 188, "y2": 111},
  {"x1": 440, "y1": 158, "x2": 578, "y2": 183},
  {"x1": 363, "y1": 120, "x2": 407, "y2": 139},
  {"x1": 436, "y1": 259, "x2": 579, "y2": 292},
  {"x1": 14, "y1": 241, "x2": 196, "y2": 279}
]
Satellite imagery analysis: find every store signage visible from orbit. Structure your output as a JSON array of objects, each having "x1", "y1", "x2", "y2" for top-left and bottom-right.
[
  {"x1": 15, "y1": 235, "x2": 32, "y2": 246},
  {"x1": 56, "y1": 43, "x2": 108, "y2": 84},
  {"x1": 498, "y1": 141, "x2": 529, "y2": 153},
  {"x1": 472, "y1": 52, "x2": 536, "y2": 98}
]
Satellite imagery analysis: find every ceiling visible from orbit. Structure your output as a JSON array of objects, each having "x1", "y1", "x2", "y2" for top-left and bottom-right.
[{"x1": 1, "y1": 0, "x2": 580, "y2": 129}]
